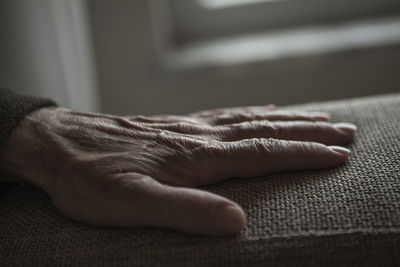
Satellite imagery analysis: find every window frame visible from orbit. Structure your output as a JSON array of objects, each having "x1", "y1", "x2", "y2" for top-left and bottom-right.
[{"x1": 167, "y1": 0, "x2": 400, "y2": 44}]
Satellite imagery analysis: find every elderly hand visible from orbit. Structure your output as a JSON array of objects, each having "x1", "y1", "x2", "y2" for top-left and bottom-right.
[{"x1": 0, "y1": 105, "x2": 356, "y2": 235}]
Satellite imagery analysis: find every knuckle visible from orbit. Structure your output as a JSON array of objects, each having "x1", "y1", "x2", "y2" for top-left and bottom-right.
[
  {"x1": 243, "y1": 137, "x2": 281, "y2": 153},
  {"x1": 227, "y1": 121, "x2": 276, "y2": 140},
  {"x1": 179, "y1": 136, "x2": 208, "y2": 150},
  {"x1": 261, "y1": 121, "x2": 278, "y2": 137},
  {"x1": 214, "y1": 112, "x2": 249, "y2": 124},
  {"x1": 257, "y1": 138, "x2": 282, "y2": 153},
  {"x1": 309, "y1": 121, "x2": 330, "y2": 134},
  {"x1": 131, "y1": 115, "x2": 153, "y2": 122},
  {"x1": 275, "y1": 121, "x2": 292, "y2": 135},
  {"x1": 297, "y1": 140, "x2": 320, "y2": 153},
  {"x1": 110, "y1": 173, "x2": 155, "y2": 192},
  {"x1": 195, "y1": 140, "x2": 223, "y2": 157},
  {"x1": 154, "y1": 129, "x2": 208, "y2": 154},
  {"x1": 170, "y1": 122, "x2": 192, "y2": 131},
  {"x1": 229, "y1": 122, "x2": 253, "y2": 138},
  {"x1": 212, "y1": 113, "x2": 231, "y2": 124},
  {"x1": 155, "y1": 129, "x2": 173, "y2": 142}
]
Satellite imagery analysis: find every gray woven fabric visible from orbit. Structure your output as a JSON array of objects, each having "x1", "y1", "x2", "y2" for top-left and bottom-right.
[{"x1": 1, "y1": 94, "x2": 400, "y2": 266}]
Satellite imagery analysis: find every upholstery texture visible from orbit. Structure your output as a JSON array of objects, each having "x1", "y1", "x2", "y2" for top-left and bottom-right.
[{"x1": 1, "y1": 94, "x2": 400, "y2": 266}]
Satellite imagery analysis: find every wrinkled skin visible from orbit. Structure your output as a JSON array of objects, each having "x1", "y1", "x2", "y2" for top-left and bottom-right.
[{"x1": 0, "y1": 105, "x2": 356, "y2": 235}]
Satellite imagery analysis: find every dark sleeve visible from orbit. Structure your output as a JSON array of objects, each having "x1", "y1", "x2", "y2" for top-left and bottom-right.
[{"x1": 0, "y1": 88, "x2": 57, "y2": 143}]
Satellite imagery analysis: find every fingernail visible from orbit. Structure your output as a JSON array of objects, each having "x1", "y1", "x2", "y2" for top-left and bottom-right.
[
  {"x1": 213, "y1": 205, "x2": 246, "y2": 235},
  {"x1": 334, "y1": 123, "x2": 357, "y2": 135},
  {"x1": 329, "y1": 145, "x2": 351, "y2": 156}
]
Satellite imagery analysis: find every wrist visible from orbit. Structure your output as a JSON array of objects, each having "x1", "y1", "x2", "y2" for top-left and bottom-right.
[{"x1": 0, "y1": 107, "x2": 57, "y2": 187}]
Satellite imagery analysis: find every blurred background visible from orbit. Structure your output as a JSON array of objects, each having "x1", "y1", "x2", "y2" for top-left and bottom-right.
[{"x1": 1, "y1": 0, "x2": 399, "y2": 115}]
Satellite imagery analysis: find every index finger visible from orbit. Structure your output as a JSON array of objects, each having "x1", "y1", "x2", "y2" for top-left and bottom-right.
[{"x1": 192, "y1": 138, "x2": 350, "y2": 184}]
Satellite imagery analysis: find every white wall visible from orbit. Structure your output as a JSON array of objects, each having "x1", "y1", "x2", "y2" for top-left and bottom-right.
[{"x1": 0, "y1": 0, "x2": 100, "y2": 112}]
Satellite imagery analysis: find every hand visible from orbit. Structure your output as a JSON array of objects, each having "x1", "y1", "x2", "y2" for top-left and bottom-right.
[{"x1": 0, "y1": 105, "x2": 356, "y2": 235}]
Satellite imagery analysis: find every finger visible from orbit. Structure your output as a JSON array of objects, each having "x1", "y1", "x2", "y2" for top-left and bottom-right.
[
  {"x1": 217, "y1": 121, "x2": 356, "y2": 145},
  {"x1": 144, "y1": 121, "x2": 356, "y2": 146},
  {"x1": 147, "y1": 183, "x2": 246, "y2": 235},
  {"x1": 129, "y1": 115, "x2": 200, "y2": 125},
  {"x1": 210, "y1": 110, "x2": 330, "y2": 125},
  {"x1": 195, "y1": 138, "x2": 350, "y2": 180},
  {"x1": 191, "y1": 104, "x2": 276, "y2": 117},
  {"x1": 140, "y1": 121, "x2": 209, "y2": 135},
  {"x1": 89, "y1": 173, "x2": 246, "y2": 235}
]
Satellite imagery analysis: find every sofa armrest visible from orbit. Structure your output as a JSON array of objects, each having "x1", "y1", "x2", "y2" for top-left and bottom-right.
[{"x1": 1, "y1": 93, "x2": 399, "y2": 266}]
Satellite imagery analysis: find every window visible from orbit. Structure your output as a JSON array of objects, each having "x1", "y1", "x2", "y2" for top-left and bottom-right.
[
  {"x1": 89, "y1": 1, "x2": 400, "y2": 115},
  {"x1": 150, "y1": 0, "x2": 400, "y2": 69},
  {"x1": 169, "y1": 0, "x2": 400, "y2": 44}
]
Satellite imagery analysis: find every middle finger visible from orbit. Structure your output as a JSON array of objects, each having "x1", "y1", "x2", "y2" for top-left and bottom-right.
[{"x1": 216, "y1": 121, "x2": 356, "y2": 145}]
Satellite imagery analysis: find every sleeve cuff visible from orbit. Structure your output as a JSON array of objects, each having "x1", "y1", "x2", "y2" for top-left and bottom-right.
[{"x1": 0, "y1": 88, "x2": 57, "y2": 143}]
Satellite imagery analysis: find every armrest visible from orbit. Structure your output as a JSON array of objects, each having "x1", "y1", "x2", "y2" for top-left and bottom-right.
[{"x1": 1, "y1": 93, "x2": 399, "y2": 266}]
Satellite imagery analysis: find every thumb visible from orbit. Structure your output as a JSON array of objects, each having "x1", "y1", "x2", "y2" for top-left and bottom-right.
[
  {"x1": 143, "y1": 180, "x2": 246, "y2": 235},
  {"x1": 50, "y1": 172, "x2": 245, "y2": 235}
]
